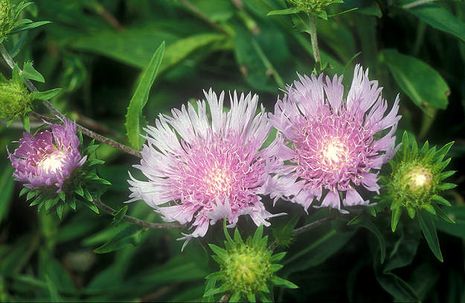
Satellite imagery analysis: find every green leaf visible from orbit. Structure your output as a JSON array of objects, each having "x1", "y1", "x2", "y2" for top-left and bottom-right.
[
  {"x1": 81, "y1": 199, "x2": 99, "y2": 214},
  {"x1": 30, "y1": 88, "x2": 62, "y2": 101},
  {"x1": 56, "y1": 204, "x2": 64, "y2": 220},
  {"x1": 283, "y1": 227, "x2": 355, "y2": 275},
  {"x1": 271, "y1": 276, "x2": 298, "y2": 289},
  {"x1": 45, "y1": 275, "x2": 62, "y2": 302},
  {"x1": 208, "y1": 244, "x2": 227, "y2": 260},
  {"x1": 376, "y1": 270, "x2": 419, "y2": 302},
  {"x1": 246, "y1": 292, "x2": 256, "y2": 303},
  {"x1": 272, "y1": 215, "x2": 299, "y2": 247},
  {"x1": 22, "y1": 115, "x2": 30, "y2": 132},
  {"x1": 0, "y1": 166, "x2": 14, "y2": 224},
  {"x1": 406, "y1": 4, "x2": 465, "y2": 43},
  {"x1": 409, "y1": 263, "x2": 440, "y2": 301},
  {"x1": 112, "y1": 205, "x2": 128, "y2": 225},
  {"x1": 270, "y1": 252, "x2": 287, "y2": 262},
  {"x1": 384, "y1": 226, "x2": 420, "y2": 272},
  {"x1": 437, "y1": 183, "x2": 457, "y2": 191},
  {"x1": 417, "y1": 211, "x2": 443, "y2": 262},
  {"x1": 391, "y1": 207, "x2": 402, "y2": 232},
  {"x1": 381, "y1": 49, "x2": 450, "y2": 114},
  {"x1": 267, "y1": 7, "x2": 302, "y2": 16},
  {"x1": 431, "y1": 195, "x2": 451, "y2": 206},
  {"x1": 22, "y1": 61, "x2": 45, "y2": 82},
  {"x1": 94, "y1": 225, "x2": 143, "y2": 254},
  {"x1": 434, "y1": 205, "x2": 455, "y2": 224},
  {"x1": 348, "y1": 216, "x2": 386, "y2": 263},
  {"x1": 436, "y1": 206, "x2": 465, "y2": 239},
  {"x1": 125, "y1": 42, "x2": 165, "y2": 149},
  {"x1": 11, "y1": 21, "x2": 51, "y2": 34}
]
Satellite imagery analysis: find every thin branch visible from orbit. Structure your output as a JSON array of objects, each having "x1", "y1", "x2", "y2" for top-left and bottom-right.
[
  {"x1": 293, "y1": 216, "x2": 333, "y2": 236},
  {"x1": 0, "y1": 44, "x2": 141, "y2": 158},
  {"x1": 179, "y1": 0, "x2": 228, "y2": 34},
  {"x1": 270, "y1": 216, "x2": 333, "y2": 250},
  {"x1": 402, "y1": 0, "x2": 437, "y2": 9},
  {"x1": 92, "y1": 2, "x2": 123, "y2": 31},
  {"x1": 93, "y1": 198, "x2": 182, "y2": 230}
]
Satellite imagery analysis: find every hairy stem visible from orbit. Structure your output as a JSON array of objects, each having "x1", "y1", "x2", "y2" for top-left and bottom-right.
[
  {"x1": 293, "y1": 216, "x2": 332, "y2": 235},
  {"x1": 94, "y1": 198, "x2": 182, "y2": 230},
  {"x1": 0, "y1": 44, "x2": 142, "y2": 158},
  {"x1": 308, "y1": 14, "x2": 321, "y2": 70},
  {"x1": 402, "y1": 0, "x2": 437, "y2": 9}
]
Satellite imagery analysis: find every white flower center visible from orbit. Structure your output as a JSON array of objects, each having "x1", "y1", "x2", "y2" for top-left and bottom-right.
[
  {"x1": 406, "y1": 166, "x2": 433, "y2": 192},
  {"x1": 38, "y1": 151, "x2": 67, "y2": 174},
  {"x1": 204, "y1": 166, "x2": 233, "y2": 197},
  {"x1": 320, "y1": 137, "x2": 349, "y2": 170}
]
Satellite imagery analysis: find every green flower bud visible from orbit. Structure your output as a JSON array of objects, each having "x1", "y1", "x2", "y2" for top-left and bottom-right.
[
  {"x1": 380, "y1": 132, "x2": 455, "y2": 231},
  {"x1": 0, "y1": 77, "x2": 32, "y2": 121},
  {"x1": 289, "y1": 0, "x2": 343, "y2": 15},
  {"x1": 0, "y1": 0, "x2": 15, "y2": 40},
  {"x1": 205, "y1": 225, "x2": 297, "y2": 302}
]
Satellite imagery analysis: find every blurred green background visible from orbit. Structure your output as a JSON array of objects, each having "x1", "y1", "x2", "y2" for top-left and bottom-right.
[{"x1": 1, "y1": 0, "x2": 465, "y2": 302}]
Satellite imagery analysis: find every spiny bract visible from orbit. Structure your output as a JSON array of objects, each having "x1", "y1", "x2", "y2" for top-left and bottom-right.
[
  {"x1": 380, "y1": 131, "x2": 455, "y2": 232},
  {"x1": 205, "y1": 225, "x2": 297, "y2": 302}
]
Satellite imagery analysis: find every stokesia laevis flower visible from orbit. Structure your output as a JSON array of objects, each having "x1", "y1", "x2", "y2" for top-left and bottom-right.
[
  {"x1": 9, "y1": 120, "x2": 86, "y2": 192},
  {"x1": 268, "y1": 65, "x2": 401, "y2": 211},
  {"x1": 128, "y1": 90, "x2": 281, "y2": 239}
]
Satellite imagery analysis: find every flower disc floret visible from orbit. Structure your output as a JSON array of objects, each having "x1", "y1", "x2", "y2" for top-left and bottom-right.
[
  {"x1": 224, "y1": 244, "x2": 272, "y2": 294},
  {"x1": 268, "y1": 65, "x2": 400, "y2": 210},
  {"x1": 128, "y1": 90, "x2": 282, "y2": 239}
]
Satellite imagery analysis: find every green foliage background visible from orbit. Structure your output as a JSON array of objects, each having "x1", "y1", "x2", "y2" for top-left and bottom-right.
[{"x1": 1, "y1": 0, "x2": 465, "y2": 302}]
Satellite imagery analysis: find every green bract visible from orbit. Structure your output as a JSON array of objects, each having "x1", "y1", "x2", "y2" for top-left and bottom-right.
[
  {"x1": 380, "y1": 131, "x2": 455, "y2": 232},
  {"x1": 20, "y1": 141, "x2": 111, "y2": 220},
  {"x1": 289, "y1": 0, "x2": 343, "y2": 16},
  {"x1": 0, "y1": 75, "x2": 31, "y2": 122},
  {"x1": 0, "y1": 0, "x2": 14, "y2": 40},
  {"x1": 205, "y1": 225, "x2": 297, "y2": 302}
]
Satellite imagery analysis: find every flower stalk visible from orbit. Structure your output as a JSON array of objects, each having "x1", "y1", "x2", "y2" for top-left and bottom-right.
[
  {"x1": 93, "y1": 198, "x2": 182, "y2": 230},
  {"x1": 308, "y1": 14, "x2": 321, "y2": 69}
]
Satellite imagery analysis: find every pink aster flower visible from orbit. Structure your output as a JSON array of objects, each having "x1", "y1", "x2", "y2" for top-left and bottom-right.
[
  {"x1": 128, "y1": 90, "x2": 280, "y2": 238},
  {"x1": 9, "y1": 120, "x2": 86, "y2": 191},
  {"x1": 268, "y1": 65, "x2": 400, "y2": 210}
]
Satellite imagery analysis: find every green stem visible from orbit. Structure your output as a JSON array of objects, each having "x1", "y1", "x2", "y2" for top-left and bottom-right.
[
  {"x1": 293, "y1": 216, "x2": 332, "y2": 235},
  {"x1": 251, "y1": 40, "x2": 285, "y2": 88},
  {"x1": 93, "y1": 198, "x2": 182, "y2": 230},
  {"x1": 402, "y1": 0, "x2": 437, "y2": 9},
  {"x1": 308, "y1": 14, "x2": 321, "y2": 70},
  {"x1": 413, "y1": 22, "x2": 426, "y2": 56}
]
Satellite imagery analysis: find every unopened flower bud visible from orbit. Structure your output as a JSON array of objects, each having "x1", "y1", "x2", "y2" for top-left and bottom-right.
[
  {"x1": 0, "y1": 78, "x2": 32, "y2": 121},
  {"x1": 289, "y1": 0, "x2": 343, "y2": 15},
  {"x1": 205, "y1": 226, "x2": 297, "y2": 302},
  {"x1": 380, "y1": 132, "x2": 455, "y2": 231},
  {"x1": 0, "y1": 0, "x2": 14, "y2": 40}
]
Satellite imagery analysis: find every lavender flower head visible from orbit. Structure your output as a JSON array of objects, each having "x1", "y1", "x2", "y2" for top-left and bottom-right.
[
  {"x1": 9, "y1": 120, "x2": 86, "y2": 191},
  {"x1": 128, "y1": 90, "x2": 280, "y2": 238},
  {"x1": 269, "y1": 65, "x2": 401, "y2": 210}
]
